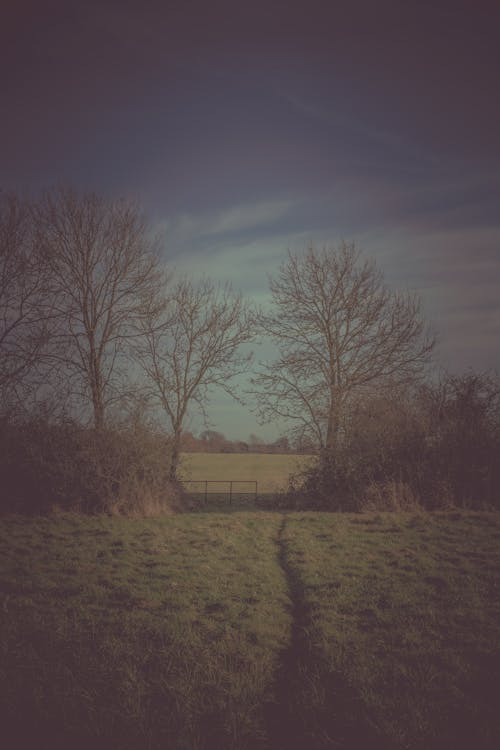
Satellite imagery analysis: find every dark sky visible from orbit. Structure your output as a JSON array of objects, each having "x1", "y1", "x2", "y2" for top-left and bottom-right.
[{"x1": 2, "y1": 0, "x2": 499, "y2": 438}]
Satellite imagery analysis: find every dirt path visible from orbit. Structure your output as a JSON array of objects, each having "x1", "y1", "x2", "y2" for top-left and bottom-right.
[
  {"x1": 263, "y1": 513, "x2": 311, "y2": 749},
  {"x1": 263, "y1": 514, "x2": 384, "y2": 750}
]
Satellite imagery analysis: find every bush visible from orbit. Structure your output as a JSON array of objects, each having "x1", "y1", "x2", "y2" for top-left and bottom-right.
[
  {"x1": 284, "y1": 450, "x2": 360, "y2": 511},
  {"x1": 358, "y1": 481, "x2": 422, "y2": 512},
  {"x1": 0, "y1": 416, "x2": 185, "y2": 515},
  {"x1": 285, "y1": 373, "x2": 500, "y2": 512}
]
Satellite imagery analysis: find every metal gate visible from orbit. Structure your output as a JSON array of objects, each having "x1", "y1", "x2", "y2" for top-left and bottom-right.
[{"x1": 182, "y1": 479, "x2": 258, "y2": 504}]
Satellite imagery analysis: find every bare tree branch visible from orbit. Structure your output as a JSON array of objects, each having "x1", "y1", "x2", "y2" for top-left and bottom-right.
[
  {"x1": 134, "y1": 276, "x2": 254, "y2": 478},
  {"x1": 0, "y1": 193, "x2": 50, "y2": 408},
  {"x1": 34, "y1": 187, "x2": 162, "y2": 429},
  {"x1": 251, "y1": 242, "x2": 435, "y2": 451}
]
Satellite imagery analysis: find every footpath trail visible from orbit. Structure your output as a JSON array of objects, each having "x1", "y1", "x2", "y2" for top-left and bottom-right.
[
  {"x1": 263, "y1": 514, "x2": 311, "y2": 750},
  {"x1": 264, "y1": 514, "x2": 383, "y2": 750}
]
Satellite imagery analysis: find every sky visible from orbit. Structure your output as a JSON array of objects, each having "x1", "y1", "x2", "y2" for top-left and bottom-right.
[{"x1": 2, "y1": 0, "x2": 500, "y2": 440}]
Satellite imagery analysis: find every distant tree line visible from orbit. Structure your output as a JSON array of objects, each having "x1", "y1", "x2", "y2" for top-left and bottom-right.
[
  {"x1": 1, "y1": 186, "x2": 498, "y2": 514},
  {"x1": 180, "y1": 430, "x2": 295, "y2": 454}
]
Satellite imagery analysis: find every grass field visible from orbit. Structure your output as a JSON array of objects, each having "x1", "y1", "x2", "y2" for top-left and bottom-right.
[
  {"x1": 1, "y1": 511, "x2": 499, "y2": 749},
  {"x1": 179, "y1": 452, "x2": 314, "y2": 497}
]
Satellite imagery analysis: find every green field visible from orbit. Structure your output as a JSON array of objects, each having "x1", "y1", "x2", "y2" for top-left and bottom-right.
[
  {"x1": 1, "y1": 511, "x2": 499, "y2": 749},
  {"x1": 179, "y1": 452, "x2": 314, "y2": 496}
]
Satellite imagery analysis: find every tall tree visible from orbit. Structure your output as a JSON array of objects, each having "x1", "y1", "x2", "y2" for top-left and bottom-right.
[
  {"x1": 252, "y1": 242, "x2": 434, "y2": 451},
  {"x1": 35, "y1": 187, "x2": 161, "y2": 429},
  {"x1": 135, "y1": 277, "x2": 253, "y2": 478},
  {"x1": 0, "y1": 193, "x2": 48, "y2": 404}
]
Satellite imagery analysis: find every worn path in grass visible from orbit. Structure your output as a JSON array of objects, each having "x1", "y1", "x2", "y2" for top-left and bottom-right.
[
  {"x1": 1, "y1": 512, "x2": 499, "y2": 749},
  {"x1": 263, "y1": 514, "x2": 309, "y2": 749},
  {"x1": 265, "y1": 514, "x2": 382, "y2": 750}
]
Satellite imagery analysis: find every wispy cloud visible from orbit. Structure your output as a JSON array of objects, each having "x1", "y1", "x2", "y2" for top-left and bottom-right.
[
  {"x1": 275, "y1": 88, "x2": 431, "y2": 164},
  {"x1": 158, "y1": 198, "x2": 295, "y2": 254},
  {"x1": 202, "y1": 200, "x2": 293, "y2": 236}
]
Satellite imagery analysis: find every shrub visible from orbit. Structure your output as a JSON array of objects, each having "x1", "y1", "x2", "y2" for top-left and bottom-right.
[
  {"x1": 358, "y1": 481, "x2": 422, "y2": 512},
  {"x1": 285, "y1": 372, "x2": 500, "y2": 512},
  {"x1": 0, "y1": 416, "x2": 184, "y2": 515}
]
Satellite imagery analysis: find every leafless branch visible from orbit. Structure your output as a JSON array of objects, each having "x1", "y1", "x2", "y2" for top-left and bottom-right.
[
  {"x1": 251, "y1": 242, "x2": 434, "y2": 450},
  {"x1": 133, "y1": 276, "x2": 254, "y2": 478},
  {"x1": 33, "y1": 187, "x2": 163, "y2": 428}
]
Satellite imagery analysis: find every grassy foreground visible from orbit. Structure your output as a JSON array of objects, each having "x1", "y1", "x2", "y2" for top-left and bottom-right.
[
  {"x1": 0, "y1": 513, "x2": 290, "y2": 749},
  {"x1": 281, "y1": 512, "x2": 500, "y2": 748},
  {"x1": 1, "y1": 511, "x2": 499, "y2": 749}
]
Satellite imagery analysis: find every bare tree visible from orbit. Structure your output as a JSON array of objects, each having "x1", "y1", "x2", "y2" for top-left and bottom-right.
[
  {"x1": 35, "y1": 187, "x2": 162, "y2": 429},
  {"x1": 0, "y1": 193, "x2": 48, "y2": 405},
  {"x1": 252, "y1": 243, "x2": 434, "y2": 451},
  {"x1": 134, "y1": 277, "x2": 253, "y2": 478}
]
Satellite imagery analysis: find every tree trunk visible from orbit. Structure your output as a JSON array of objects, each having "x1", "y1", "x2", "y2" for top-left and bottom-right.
[
  {"x1": 325, "y1": 397, "x2": 340, "y2": 452},
  {"x1": 91, "y1": 385, "x2": 105, "y2": 431},
  {"x1": 168, "y1": 428, "x2": 181, "y2": 481}
]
